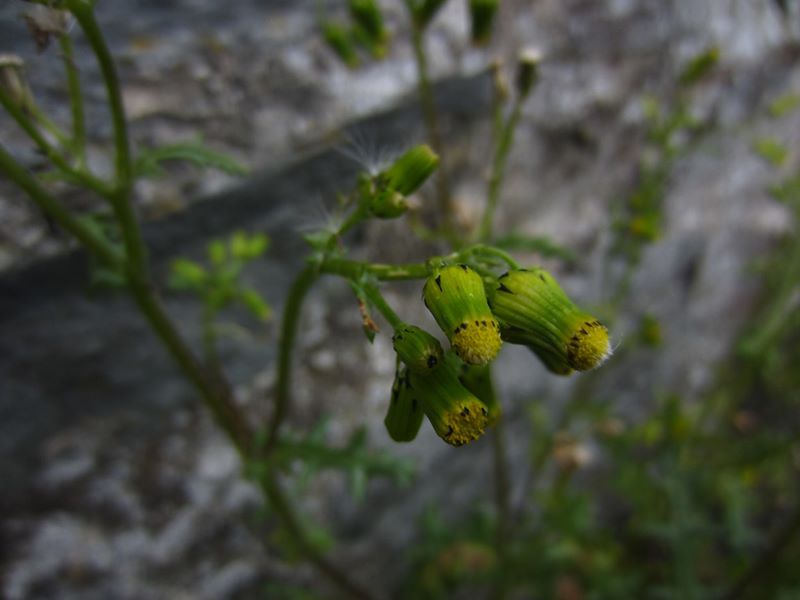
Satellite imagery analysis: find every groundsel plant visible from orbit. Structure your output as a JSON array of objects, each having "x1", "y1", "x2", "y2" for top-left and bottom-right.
[{"x1": 0, "y1": 1, "x2": 611, "y2": 599}]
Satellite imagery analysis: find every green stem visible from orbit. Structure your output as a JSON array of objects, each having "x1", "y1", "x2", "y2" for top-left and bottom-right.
[
  {"x1": 410, "y1": 24, "x2": 453, "y2": 237},
  {"x1": 362, "y1": 283, "x2": 403, "y2": 329},
  {"x1": 68, "y1": 1, "x2": 131, "y2": 190},
  {"x1": 467, "y1": 244, "x2": 520, "y2": 270},
  {"x1": 479, "y1": 96, "x2": 524, "y2": 241},
  {"x1": 259, "y1": 473, "x2": 378, "y2": 600},
  {"x1": 492, "y1": 414, "x2": 511, "y2": 600},
  {"x1": 266, "y1": 264, "x2": 320, "y2": 449},
  {"x1": 69, "y1": 2, "x2": 148, "y2": 276},
  {"x1": 320, "y1": 257, "x2": 430, "y2": 281},
  {"x1": 59, "y1": 33, "x2": 87, "y2": 167},
  {"x1": 0, "y1": 88, "x2": 112, "y2": 197},
  {"x1": 0, "y1": 143, "x2": 121, "y2": 267}
]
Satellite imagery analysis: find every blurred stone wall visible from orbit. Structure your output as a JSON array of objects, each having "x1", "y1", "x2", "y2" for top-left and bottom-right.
[{"x1": 1, "y1": 1, "x2": 799, "y2": 598}]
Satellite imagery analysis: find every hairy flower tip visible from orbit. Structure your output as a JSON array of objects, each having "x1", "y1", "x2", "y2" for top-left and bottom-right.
[
  {"x1": 516, "y1": 48, "x2": 541, "y2": 97},
  {"x1": 384, "y1": 364, "x2": 424, "y2": 442},
  {"x1": 411, "y1": 355, "x2": 490, "y2": 447},
  {"x1": 423, "y1": 264, "x2": 502, "y2": 365},
  {"x1": 489, "y1": 268, "x2": 611, "y2": 373},
  {"x1": 392, "y1": 324, "x2": 444, "y2": 375}
]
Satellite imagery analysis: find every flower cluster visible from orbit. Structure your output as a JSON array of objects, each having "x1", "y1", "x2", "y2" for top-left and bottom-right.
[{"x1": 384, "y1": 264, "x2": 610, "y2": 447}]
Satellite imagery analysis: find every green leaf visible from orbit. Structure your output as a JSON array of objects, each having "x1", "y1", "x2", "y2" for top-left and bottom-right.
[
  {"x1": 753, "y1": 137, "x2": 789, "y2": 167},
  {"x1": 230, "y1": 231, "x2": 269, "y2": 260},
  {"x1": 133, "y1": 138, "x2": 249, "y2": 179},
  {"x1": 238, "y1": 287, "x2": 272, "y2": 321},
  {"x1": 769, "y1": 174, "x2": 800, "y2": 205},
  {"x1": 678, "y1": 46, "x2": 719, "y2": 87},
  {"x1": 768, "y1": 92, "x2": 800, "y2": 118},
  {"x1": 207, "y1": 239, "x2": 227, "y2": 266},
  {"x1": 302, "y1": 230, "x2": 335, "y2": 252},
  {"x1": 321, "y1": 19, "x2": 359, "y2": 68},
  {"x1": 169, "y1": 258, "x2": 207, "y2": 290}
]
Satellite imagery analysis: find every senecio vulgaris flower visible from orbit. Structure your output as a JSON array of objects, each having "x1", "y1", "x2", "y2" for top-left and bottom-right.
[
  {"x1": 488, "y1": 268, "x2": 611, "y2": 375},
  {"x1": 387, "y1": 324, "x2": 491, "y2": 446},
  {"x1": 423, "y1": 264, "x2": 502, "y2": 365},
  {"x1": 410, "y1": 354, "x2": 490, "y2": 447}
]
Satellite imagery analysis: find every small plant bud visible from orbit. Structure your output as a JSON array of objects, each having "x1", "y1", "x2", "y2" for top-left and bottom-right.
[
  {"x1": 458, "y1": 362, "x2": 501, "y2": 424},
  {"x1": 0, "y1": 54, "x2": 32, "y2": 111},
  {"x1": 488, "y1": 269, "x2": 611, "y2": 373},
  {"x1": 490, "y1": 60, "x2": 510, "y2": 103},
  {"x1": 392, "y1": 324, "x2": 444, "y2": 375},
  {"x1": 322, "y1": 20, "x2": 359, "y2": 68},
  {"x1": 423, "y1": 264, "x2": 502, "y2": 365},
  {"x1": 515, "y1": 48, "x2": 541, "y2": 97},
  {"x1": 384, "y1": 364, "x2": 424, "y2": 442},
  {"x1": 410, "y1": 354, "x2": 490, "y2": 446},
  {"x1": 364, "y1": 145, "x2": 439, "y2": 218},
  {"x1": 348, "y1": 0, "x2": 388, "y2": 49},
  {"x1": 407, "y1": 0, "x2": 448, "y2": 29},
  {"x1": 468, "y1": 0, "x2": 499, "y2": 45},
  {"x1": 382, "y1": 144, "x2": 440, "y2": 197}
]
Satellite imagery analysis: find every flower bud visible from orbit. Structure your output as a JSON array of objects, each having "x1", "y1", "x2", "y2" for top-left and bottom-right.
[
  {"x1": 322, "y1": 20, "x2": 359, "y2": 68},
  {"x1": 516, "y1": 48, "x2": 541, "y2": 97},
  {"x1": 458, "y1": 362, "x2": 500, "y2": 425},
  {"x1": 363, "y1": 145, "x2": 439, "y2": 219},
  {"x1": 488, "y1": 269, "x2": 610, "y2": 373},
  {"x1": 382, "y1": 144, "x2": 439, "y2": 197},
  {"x1": 411, "y1": 354, "x2": 490, "y2": 446},
  {"x1": 348, "y1": 0, "x2": 388, "y2": 50},
  {"x1": 0, "y1": 54, "x2": 32, "y2": 111},
  {"x1": 408, "y1": 0, "x2": 448, "y2": 29},
  {"x1": 384, "y1": 364, "x2": 424, "y2": 442},
  {"x1": 423, "y1": 264, "x2": 502, "y2": 365},
  {"x1": 392, "y1": 324, "x2": 444, "y2": 375},
  {"x1": 469, "y1": 0, "x2": 499, "y2": 45}
]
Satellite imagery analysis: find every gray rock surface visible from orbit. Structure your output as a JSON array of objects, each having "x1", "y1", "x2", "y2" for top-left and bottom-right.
[{"x1": 2, "y1": 0, "x2": 799, "y2": 598}]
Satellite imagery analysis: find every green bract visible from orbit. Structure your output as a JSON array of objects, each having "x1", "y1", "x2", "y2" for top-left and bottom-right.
[
  {"x1": 392, "y1": 324, "x2": 444, "y2": 375},
  {"x1": 488, "y1": 268, "x2": 611, "y2": 374},
  {"x1": 423, "y1": 264, "x2": 502, "y2": 365},
  {"x1": 458, "y1": 362, "x2": 501, "y2": 425},
  {"x1": 410, "y1": 354, "x2": 490, "y2": 446},
  {"x1": 384, "y1": 363, "x2": 424, "y2": 442}
]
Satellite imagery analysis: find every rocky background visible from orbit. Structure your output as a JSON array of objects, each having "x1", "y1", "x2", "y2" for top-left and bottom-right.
[{"x1": 1, "y1": 1, "x2": 799, "y2": 598}]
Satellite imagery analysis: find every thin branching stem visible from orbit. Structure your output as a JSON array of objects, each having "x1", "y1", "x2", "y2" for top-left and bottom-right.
[
  {"x1": 492, "y1": 412, "x2": 511, "y2": 600},
  {"x1": 267, "y1": 264, "x2": 319, "y2": 449},
  {"x1": 479, "y1": 95, "x2": 525, "y2": 241},
  {"x1": 410, "y1": 24, "x2": 454, "y2": 237},
  {"x1": 59, "y1": 33, "x2": 87, "y2": 166},
  {"x1": 0, "y1": 143, "x2": 120, "y2": 266},
  {"x1": 362, "y1": 283, "x2": 404, "y2": 329},
  {"x1": 69, "y1": 2, "x2": 148, "y2": 278},
  {"x1": 0, "y1": 88, "x2": 112, "y2": 197}
]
